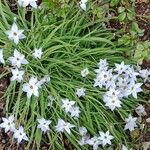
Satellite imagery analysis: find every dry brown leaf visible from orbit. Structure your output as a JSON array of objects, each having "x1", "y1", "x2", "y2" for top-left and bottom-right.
[
  {"x1": 136, "y1": 0, "x2": 150, "y2": 3},
  {"x1": 143, "y1": 142, "x2": 150, "y2": 150},
  {"x1": 130, "y1": 129, "x2": 140, "y2": 139}
]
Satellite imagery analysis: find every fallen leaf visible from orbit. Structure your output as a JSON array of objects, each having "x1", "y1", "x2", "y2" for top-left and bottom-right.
[
  {"x1": 143, "y1": 142, "x2": 150, "y2": 150},
  {"x1": 130, "y1": 129, "x2": 140, "y2": 139}
]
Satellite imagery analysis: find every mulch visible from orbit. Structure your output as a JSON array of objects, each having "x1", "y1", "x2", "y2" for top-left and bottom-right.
[
  {"x1": 142, "y1": 105, "x2": 150, "y2": 142},
  {"x1": 0, "y1": 66, "x2": 9, "y2": 115},
  {"x1": 136, "y1": 2, "x2": 150, "y2": 40},
  {"x1": 139, "y1": 60, "x2": 150, "y2": 145},
  {"x1": 0, "y1": 66, "x2": 11, "y2": 150}
]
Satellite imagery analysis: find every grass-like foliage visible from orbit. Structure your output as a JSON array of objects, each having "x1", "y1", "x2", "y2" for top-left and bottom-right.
[{"x1": 0, "y1": 0, "x2": 147, "y2": 149}]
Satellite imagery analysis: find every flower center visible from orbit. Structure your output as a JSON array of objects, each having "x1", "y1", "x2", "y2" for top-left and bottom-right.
[
  {"x1": 64, "y1": 123, "x2": 67, "y2": 126},
  {"x1": 104, "y1": 75, "x2": 107, "y2": 78},
  {"x1": 112, "y1": 92, "x2": 115, "y2": 95},
  {"x1": 19, "y1": 133, "x2": 22, "y2": 136},
  {"x1": 112, "y1": 100, "x2": 115, "y2": 103},
  {"x1": 13, "y1": 32, "x2": 17, "y2": 36},
  {"x1": 123, "y1": 86, "x2": 126, "y2": 90},
  {"x1": 30, "y1": 85, "x2": 34, "y2": 90}
]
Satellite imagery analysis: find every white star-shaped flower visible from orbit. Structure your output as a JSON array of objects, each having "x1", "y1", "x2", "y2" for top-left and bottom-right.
[
  {"x1": 18, "y1": 0, "x2": 38, "y2": 8},
  {"x1": 13, "y1": 126, "x2": 29, "y2": 144},
  {"x1": 36, "y1": 75, "x2": 50, "y2": 88},
  {"x1": 96, "y1": 69, "x2": 113, "y2": 86},
  {"x1": 79, "y1": 126, "x2": 87, "y2": 136},
  {"x1": 76, "y1": 87, "x2": 86, "y2": 97},
  {"x1": 0, "y1": 115, "x2": 15, "y2": 133},
  {"x1": 124, "y1": 114, "x2": 137, "y2": 131},
  {"x1": 79, "y1": 0, "x2": 88, "y2": 11},
  {"x1": 139, "y1": 69, "x2": 150, "y2": 82},
  {"x1": 122, "y1": 144, "x2": 128, "y2": 150},
  {"x1": 79, "y1": 2, "x2": 86, "y2": 11},
  {"x1": 98, "y1": 131, "x2": 114, "y2": 147},
  {"x1": 78, "y1": 135, "x2": 90, "y2": 146},
  {"x1": 69, "y1": 106, "x2": 80, "y2": 118},
  {"x1": 105, "y1": 88, "x2": 121, "y2": 98},
  {"x1": 81, "y1": 68, "x2": 89, "y2": 77},
  {"x1": 11, "y1": 68, "x2": 25, "y2": 82},
  {"x1": 117, "y1": 77, "x2": 129, "y2": 87},
  {"x1": 29, "y1": 0, "x2": 38, "y2": 8},
  {"x1": 32, "y1": 48, "x2": 43, "y2": 59},
  {"x1": 22, "y1": 76, "x2": 39, "y2": 98},
  {"x1": 81, "y1": 0, "x2": 88, "y2": 3},
  {"x1": 61, "y1": 99, "x2": 75, "y2": 113},
  {"x1": 5, "y1": 20, "x2": 26, "y2": 45},
  {"x1": 125, "y1": 67, "x2": 139, "y2": 82},
  {"x1": 95, "y1": 59, "x2": 109, "y2": 74},
  {"x1": 103, "y1": 95, "x2": 122, "y2": 111},
  {"x1": 97, "y1": 59, "x2": 108, "y2": 68},
  {"x1": 61, "y1": 99, "x2": 80, "y2": 118},
  {"x1": 94, "y1": 69, "x2": 113, "y2": 89},
  {"x1": 114, "y1": 61, "x2": 129, "y2": 74},
  {"x1": 55, "y1": 118, "x2": 75, "y2": 134},
  {"x1": 93, "y1": 78, "x2": 103, "y2": 88},
  {"x1": 9, "y1": 49, "x2": 28, "y2": 68},
  {"x1": 136, "y1": 104, "x2": 147, "y2": 116},
  {"x1": 128, "y1": 81, "x2": 143, "y2": 99},
  {"x1": 18, "y1": 0, "x2": 30, "y2": 7},
  {"x1": 105, "y1": 75, "x2": 117, "y2": 89},
  {"x1": 86, "y1": 136, "x2": 101, "y2": 150},
  {"x1": 37, "y1": 118, "x2": 52, "y2": 133},
  {"x1": 0, "y1": 49, "x2": 5, "y2": 64}
]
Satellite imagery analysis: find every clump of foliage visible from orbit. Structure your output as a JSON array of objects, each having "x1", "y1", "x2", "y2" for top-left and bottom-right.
[{"x1": 110, "y1": 0, "x2": 150, "y2": 63}]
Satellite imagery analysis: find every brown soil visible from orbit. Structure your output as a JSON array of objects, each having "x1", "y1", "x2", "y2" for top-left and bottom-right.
[
  {"x1": 141, "y1": 60, "x2": 150, "y2": 92},
  {"x1": 108, "y1": 2, "x2": 150, "y2": 41},
  {"x1": 6, "y1": 0, "x2": 42, "y2": 21},
  {"x1": 0, "y1": 66, "x2": 10, "y2": 115},
  {"x1": 135, "y1": 2, "x2": 150, "y2": 40},
  {"x1": 140, "y1": 60, "x2": 150, "y2": 146},
  {"x1": 0, "y1": 66, "x2": 11, "y2": 149},
  {"x1": 142, "y1": 105, "x2": 150, "y2": 142}
]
